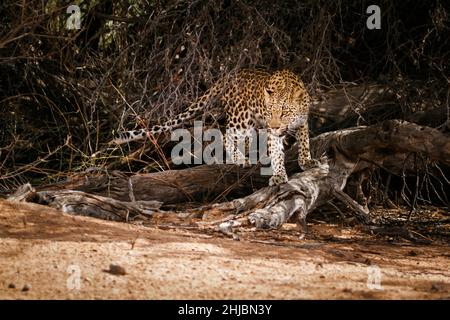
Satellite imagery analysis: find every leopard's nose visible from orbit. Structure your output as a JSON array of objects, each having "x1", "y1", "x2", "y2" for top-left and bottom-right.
[
  {"x1": 268, "y1": 118, "x2": 281, "y2": 129},
  {"x1": 277, "y1": 127, "x2": 287, "y2": 135}
]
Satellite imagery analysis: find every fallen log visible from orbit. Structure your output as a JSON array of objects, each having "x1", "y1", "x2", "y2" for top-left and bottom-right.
[
  {"x1": 37, "y1": 120, "x2": 450, "y2": 206},
  {"x1": 35, "y1": 164, "x2": 268, "y2": 204},
  {"x1": 201, "y1": 120, "x2": 450, "y2": 237},
  {"x1": 310, "y1": 84, "x2": 396, "y2": 131},
  {"x1": 10, "y1": 120, "x2": 450, "y2": 235},
  {"x1": 8, "y1": 183, "x2": 161, "y2": 221},
  {"x1": 310, "y1": 82, "x2": 448, "y2": 131}
]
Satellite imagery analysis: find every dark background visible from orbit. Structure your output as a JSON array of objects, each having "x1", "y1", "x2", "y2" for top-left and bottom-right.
[{"x1": 0, "y1": 0, "x2": 448, "y2": 206}]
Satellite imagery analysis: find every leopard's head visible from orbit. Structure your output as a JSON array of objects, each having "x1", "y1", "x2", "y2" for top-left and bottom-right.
[{"x1": 264, "y1": 70, "x2": 310, "y2": 135}]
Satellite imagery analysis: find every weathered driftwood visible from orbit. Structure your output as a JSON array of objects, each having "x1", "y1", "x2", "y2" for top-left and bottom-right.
[
  {"x1": 10, "y1": 120, "x2": 450, "y2": 232},
  {"x1": 310, "y1": 84, "x2": 395, "y2": 130},
  {"x1": 198, "y1": 157, "x2": 369, "y2": 238},
  {"x1": 9, "y1": 183, "x2": 161, "y2": 222},
  {"x1": 310, "y1": 83, "x2": 448, "y2": 131},
  {"x1": 36, "y1": 164, "x2": 268, "y2": 204},
  {"x1": 296, "y1": 119, "x2": 450, "y2": 171},
  {"x1": 200, "y1": 120, "x2": 450, "y2": 236}
]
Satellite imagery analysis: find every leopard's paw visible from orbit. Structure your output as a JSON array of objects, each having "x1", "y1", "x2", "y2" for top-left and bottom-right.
[
  {"x1": 269, "y1": 173, "x2": 288, "y2": 186},
  {"x1": 299, "y1": 158, "x2": 320, "y2": 171},
  {"x1": 241, "y1": 158, "x2": 252, "y2": 168}
]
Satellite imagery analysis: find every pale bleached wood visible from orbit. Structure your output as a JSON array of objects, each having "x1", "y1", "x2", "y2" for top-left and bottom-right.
[{"x1": 10, "y1": 120, "x2": 449, "y2": 232}]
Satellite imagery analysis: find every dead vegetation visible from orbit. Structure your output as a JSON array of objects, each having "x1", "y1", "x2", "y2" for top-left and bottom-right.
[{"x1": 1, "y1": 0, "x2": 449, "y2": 243}]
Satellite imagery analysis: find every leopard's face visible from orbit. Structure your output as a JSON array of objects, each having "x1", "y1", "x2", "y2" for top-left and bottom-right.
[{"x1": 263, "y1": 70, "x2": 310, "y2": 135}]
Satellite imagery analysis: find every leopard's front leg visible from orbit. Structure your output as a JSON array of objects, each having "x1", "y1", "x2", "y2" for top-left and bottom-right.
[
  {"x1": 296, "y1": 122, "x2": 318, "y2": 170},
  {"x1": 225, "y1": 127, "x2": 251, "y2": 166},
  {"x1": 268, "y1": 132, "x2": 288, "y2": 186}
]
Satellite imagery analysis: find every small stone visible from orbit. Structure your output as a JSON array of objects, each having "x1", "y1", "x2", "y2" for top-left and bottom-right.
[
  {"x1": 107, "y1": 264, "x2": 126, "y2": 276},
  {"x1": 22, "y1": 284, "x2": 31, "y2": 292},
  {"x1": 8, "y1": 283, "x2": 15, "y2": 289},
  {"x1": 431, "y1": 284, "x2": 441, "y2": 292},
  {"x1": 407, "y1": 250, "x2": 418, "y2": 256}
]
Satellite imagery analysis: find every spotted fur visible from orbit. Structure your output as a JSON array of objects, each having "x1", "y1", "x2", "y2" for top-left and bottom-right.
[{"x1": 114, "y1": 69, "x2": 316, "y2": 185}]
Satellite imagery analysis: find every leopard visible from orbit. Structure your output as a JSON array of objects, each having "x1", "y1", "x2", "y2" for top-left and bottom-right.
[{"x1": 113, "y1": 69, "x2": 317, "y2": 186}]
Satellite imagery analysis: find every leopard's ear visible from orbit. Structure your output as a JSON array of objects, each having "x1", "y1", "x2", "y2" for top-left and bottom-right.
[
  {"x1": 263, "y1": 87, "x2": 272, "y2": 105},
  {"x1": 264, "y1": 87, "x2": 274, "y2": 100},
  {"x1": 264, "y1": 87, "x2": 274, "y2": 95}
]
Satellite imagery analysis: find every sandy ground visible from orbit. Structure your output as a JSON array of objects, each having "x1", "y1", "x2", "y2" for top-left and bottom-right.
[{"x1": 0, "y1": 199, "x2": 449, "y2": 299}]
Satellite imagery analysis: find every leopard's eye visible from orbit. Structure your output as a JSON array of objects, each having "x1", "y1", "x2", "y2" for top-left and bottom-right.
[
  {"x1": 265, "y1": 88, "x2": 274, "y2": 95},
  {"x1": 282, "y1": 112, "x2": 292, "y2": 119}
]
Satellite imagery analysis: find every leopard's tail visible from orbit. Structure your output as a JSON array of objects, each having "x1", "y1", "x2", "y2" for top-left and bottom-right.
[{"x1": 112, "y1": 78, "x2": 225, "y2": 145}]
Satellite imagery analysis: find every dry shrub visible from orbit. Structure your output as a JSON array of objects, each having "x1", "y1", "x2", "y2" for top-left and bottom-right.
[{"x1": 0, "y1": 0, "x2": 449, "y2": 203}]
